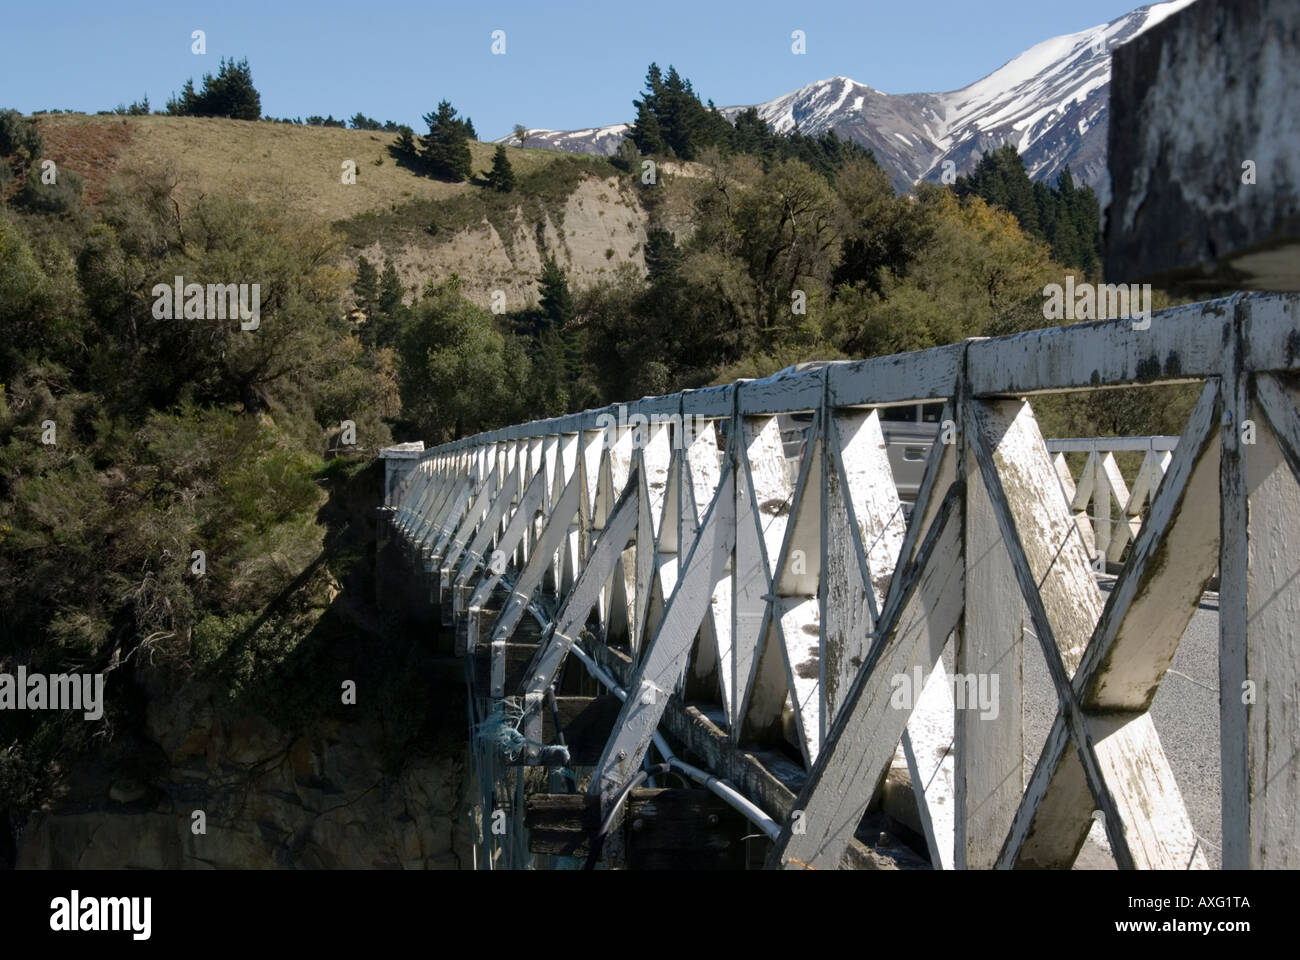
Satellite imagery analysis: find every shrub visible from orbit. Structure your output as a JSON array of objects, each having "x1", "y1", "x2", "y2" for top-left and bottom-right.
[
  {"x1": 16, "y1": 168, "x2": 83, "y2": 215},
  {"x1": 0, "y1": 109, "x2": 43, "y2": 171}
]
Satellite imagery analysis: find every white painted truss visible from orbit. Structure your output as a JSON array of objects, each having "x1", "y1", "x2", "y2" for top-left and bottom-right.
[{"x1": 382, "y1": 292, "x2": 1300, "y2": 870}]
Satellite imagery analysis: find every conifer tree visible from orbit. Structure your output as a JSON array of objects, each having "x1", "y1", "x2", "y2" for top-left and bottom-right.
[
  {"x1": 629, "y1": 64, "x2": 668, "y2": 156},
  {"x1": 643, "y1": 228, "x2": 682, "y2": 284},
  {"x1": 212, "y1": 58, "x2": 261, "y2": 120},
  {"x1": 486, "y1": 145, "x2": 515, "y2": 193},
  {"x1": 353, "y1": 257, "x2": 379, "y2": 317},
  {"x1": 537, "y1": 256, "x2": 574, "y2": 331},
  {"x1": 628, "y1": 63, "x2": 732, "y2": 161},
  {"x1": 534, "y1": 327, "x2": 570, "y2": 417},
  {"x1": 392, "y1": 124, "x2": 418, "y2": 160},
  {"x1": 166, "y1": 58, "x2": 261, "y2": 120},
  {"x1": 357, "y1": 260, "x2": 407, "y2": 350},
  {"x1": 953, "y1": 146, "x2": 1101, "y2": 274},
  {"x1": 165, "y1": 79, "x2": 198, "y2": 116},
  {"x1": 420, "y1": 100, "x2": 473, "y2": 182},
  {"x1": 379, "y1": 261, "x2": 404, "y2": 317}
]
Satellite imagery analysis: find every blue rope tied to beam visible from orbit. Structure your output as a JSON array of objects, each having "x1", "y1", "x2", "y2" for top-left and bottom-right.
[{"x1": 473, "y1": 699, "x2": 571, "y2": 766}]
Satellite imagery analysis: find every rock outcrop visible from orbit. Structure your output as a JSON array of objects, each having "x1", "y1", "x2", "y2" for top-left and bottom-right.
[{"x1": 16, "y1": 673, "x2": 471, "y2": 869}]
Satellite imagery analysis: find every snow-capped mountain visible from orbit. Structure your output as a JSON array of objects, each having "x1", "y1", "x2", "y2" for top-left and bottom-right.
[
  {"x1": 496, "y1": 0, "x2": 1198, "y2": 198},
  {"x1": 503, "y1": 123, "x2": 629, "y2": 156}
]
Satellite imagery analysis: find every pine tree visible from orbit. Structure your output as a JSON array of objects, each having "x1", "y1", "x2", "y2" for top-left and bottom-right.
[
  {"x1": 486, "y1": 145, "x2": 515, "y2": 193},
  {"x1": 644, "y1": 228, "x2": 682, "y2": 284},
  {"x1": 393, "y1": 125, "x2": 418, "y2": 160},
  {"x1": 211, "y1": 58, "x2": 261, "y2": 120},
  {"x1": 953, "y1": 145, "x2": 1038, "y2": 238},
  {"x1": 356, "y1": 260, "x2": 407, "y2": 350},
  {"x1": 730, "y1": 108, "x2": 770, "y2": 156},
  {"x1": 353, "y1": 257, "x2": 379, "y2": 318},
  {"x1": 535, "y1": 327, "x2": 570, "y2": 417},
  {"x1": 420, "y1": 100, "x2": 473, "y2": 182},
  {"x1": 629, "y1": 64, "x2": 668, "y2": 156},
  {"x1": 379, "y1": 261, "x2": 404, "y2": 317},
  {"x1": 165, "y1": 79, "x2": 198, "y2": 116},
  {"x1": 1053, "y1": 165, "x2": 1101, "y2": 275},
  {"x1": 658, "y1": 66, "x2": 689, "y2": 158},
  {"x1": 627, "y1": 63, "x2": 730, "y2": 162},
  {"x1": 952, "y1": 146, "x2": 1100, "y2": 273},
  {"x1": 537, "y1": 257, "x2": 574, "y2": 331},
  {"x1": 165, "y1": 58, "x2": 260, "y2": 120}
]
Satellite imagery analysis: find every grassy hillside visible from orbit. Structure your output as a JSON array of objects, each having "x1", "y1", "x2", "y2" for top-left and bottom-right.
[
  {"x1": 34, "y1": 114, "x2": 531, "y2": 216},
  {"x1": 30, "y1": 114, "x2": 652, "y2": 307}
]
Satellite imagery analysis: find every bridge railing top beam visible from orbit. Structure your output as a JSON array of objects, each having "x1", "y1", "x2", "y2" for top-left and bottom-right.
[
  {"x1": 1046, "y1": 436, "x2": 1181, "y2": 453},
  {"x1": 420, "y1": 292, "x2": 1297, "y2": 458}
]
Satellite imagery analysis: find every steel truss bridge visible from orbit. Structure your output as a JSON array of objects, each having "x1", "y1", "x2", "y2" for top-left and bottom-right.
[{"x1": 379, "y1": 292, "x2": 1299, "y2": 870}]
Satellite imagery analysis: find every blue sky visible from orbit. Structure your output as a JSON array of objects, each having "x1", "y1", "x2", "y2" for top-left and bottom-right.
[{"x1": 4, "y1": 1, "x2": 1152, "y2": 139}]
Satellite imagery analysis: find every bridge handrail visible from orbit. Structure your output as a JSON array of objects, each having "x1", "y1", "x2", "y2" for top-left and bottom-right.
[
  {"x1": 417, "y1": 292, "x2": 1285, "y2": 457},
  {"x1": 1046, "y1": 436, "x2": 1180, "y2": 453}
]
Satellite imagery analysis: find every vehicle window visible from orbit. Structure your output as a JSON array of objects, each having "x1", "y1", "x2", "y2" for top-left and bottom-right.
[
  {"x1": 920, "y1": 402, "x2": 945, "y2": 423},
  {"x1": 880, "y1": 406, "x2": 916, "y2": 422}
]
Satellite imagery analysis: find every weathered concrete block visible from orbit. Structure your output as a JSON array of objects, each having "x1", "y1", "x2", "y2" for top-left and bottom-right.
[
  {"x1": 378, "y1": 442, "x2": 425, "y2": 507},
  {"x1": 1106, "y1": 0, "x2": 1300, "y2": 291}
]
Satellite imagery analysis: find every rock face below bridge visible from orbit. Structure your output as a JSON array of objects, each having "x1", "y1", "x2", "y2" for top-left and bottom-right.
[
  {"x1": 1105, "y1": 0, "x2": 1300, "y2": 291},
  {"x1": 14, "y1": 674, "x2": 472, "y2": 869}
]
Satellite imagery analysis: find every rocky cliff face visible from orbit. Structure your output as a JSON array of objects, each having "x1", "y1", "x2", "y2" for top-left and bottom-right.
[
  {"x1": 15, "y1": 672, "x2": 470, "y2": 869},
  {"x1": 360, "y1": 173, "x2": 650, "y2": 312}
]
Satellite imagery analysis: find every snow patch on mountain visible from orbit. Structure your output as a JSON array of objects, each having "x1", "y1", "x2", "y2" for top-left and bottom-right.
[{"x1": 492, "y1": 1, "x2": 1201, "y2": 193}]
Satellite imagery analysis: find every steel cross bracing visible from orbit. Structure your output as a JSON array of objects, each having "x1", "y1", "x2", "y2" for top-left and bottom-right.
[{"x1": 382, "y1": 292, "x2": 1300, "y2": 870}]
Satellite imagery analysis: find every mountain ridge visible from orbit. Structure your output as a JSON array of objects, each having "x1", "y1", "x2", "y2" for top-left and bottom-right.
[{"x1": 498, "y1": 0, "x2": 1198, "y2": 200}]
